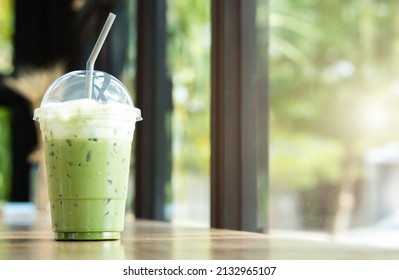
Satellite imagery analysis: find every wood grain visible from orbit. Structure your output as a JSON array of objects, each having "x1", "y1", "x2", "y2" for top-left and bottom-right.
[{"x1": 0, "y1": 212, "x2": 398, "y2": 260}]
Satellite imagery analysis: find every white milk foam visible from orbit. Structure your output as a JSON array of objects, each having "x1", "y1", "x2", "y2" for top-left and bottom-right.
[{"x1": 36, "y1": 99, "x2": 140, "y2": 140}]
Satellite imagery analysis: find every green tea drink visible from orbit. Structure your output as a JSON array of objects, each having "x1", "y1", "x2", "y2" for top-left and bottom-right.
[
  {"x1": 36, "y1": 97, "x2": 141, "y2": 240},
  {"x1": 45, "y1": 138, "x2": 131, "y2": 240}
]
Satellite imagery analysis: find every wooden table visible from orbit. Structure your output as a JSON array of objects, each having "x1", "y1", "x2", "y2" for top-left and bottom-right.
[{"x1": 1, "y1": 210, "x2": 399, "y2": 260}]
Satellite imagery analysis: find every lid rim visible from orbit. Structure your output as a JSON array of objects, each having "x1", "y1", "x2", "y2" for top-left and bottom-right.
[
  {"x1": 40, "y1": 70, "x2": 136, "y2": 107},
  {"x1": 33, "y1": 108, "x2": 142, "y2": 122}
]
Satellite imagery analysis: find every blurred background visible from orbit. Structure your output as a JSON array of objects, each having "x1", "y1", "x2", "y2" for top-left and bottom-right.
[{"x1": 270, "y1": 0, "x2": 399, "y2": 248}]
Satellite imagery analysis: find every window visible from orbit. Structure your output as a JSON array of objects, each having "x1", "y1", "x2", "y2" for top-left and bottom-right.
[
  {"x1": 167, "y1": 0, "x2": 211, "y2": 227},
  {"x1": 134, "y1": 0, "x2": 267, "y2": 231},
  {"x1": 270, "y1": 0, "x2": 399, "y2": 247}
]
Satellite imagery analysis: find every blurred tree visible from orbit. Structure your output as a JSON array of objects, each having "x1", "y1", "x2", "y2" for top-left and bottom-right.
[
  {"x1": 167, "y1": 0, "x2": 211, "y2": 209},
  {"x1": 270, "y1": 0, "x2": 399, "y2": 232},
  {"x1": 167, "y1": 0, "x2": 210, "y2": 173},
  {"x1": 0, "y1": 0, "x2": 14, "y2": 74}
]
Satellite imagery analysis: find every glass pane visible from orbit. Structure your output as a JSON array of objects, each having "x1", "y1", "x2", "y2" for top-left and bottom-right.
[
  {"x1": 270, "y1": 0, "x2": 399, "y2": 247},
  {"x1": 167, "y1": 0, "x2": 211, "y2": 227},
  {"x1": 257, "y1": 0, "x2": 269, "y2": 232}
]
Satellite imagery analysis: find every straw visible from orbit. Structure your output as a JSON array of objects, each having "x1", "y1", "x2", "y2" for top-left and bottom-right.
[{"x1": 86, "y1": 12, "x2": 116, "y2": 99}]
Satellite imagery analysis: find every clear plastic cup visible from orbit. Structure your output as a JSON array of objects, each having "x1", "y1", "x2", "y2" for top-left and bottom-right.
[{"x1": 33, "y1": 70, "x2": 142, "y2": 240}]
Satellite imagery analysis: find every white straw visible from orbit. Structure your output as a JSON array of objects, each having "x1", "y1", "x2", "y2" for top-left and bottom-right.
[{"x1": 86, "y1": 12, "x2": 116, "y2": 99}]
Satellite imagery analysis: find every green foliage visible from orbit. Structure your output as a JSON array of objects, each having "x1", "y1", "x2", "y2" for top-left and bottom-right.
[
  {"x1": 0, "y1": 0, "x2": 14, "y2": 73},
  {"x1": 270, "y1": 0, "x2": 399, "y2": 190},
  {"x1": 167, "y1": 0, "x2": 211, "y2": 175},
  {"x1": 270, "y1": 131, "x2": 343, "y2": 190},
  {"x1": 0, "y1": 107, "x2": 12, "y2": 200}
]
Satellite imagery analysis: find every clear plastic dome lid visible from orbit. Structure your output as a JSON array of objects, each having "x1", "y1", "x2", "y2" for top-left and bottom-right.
[{"x1": 33, "y1": 70, "x2": 142, "y2": 122}]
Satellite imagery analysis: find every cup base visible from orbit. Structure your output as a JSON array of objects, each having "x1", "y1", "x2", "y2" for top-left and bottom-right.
[{"x1": 55, "y1": 231, "x2": 121, "y2": 241}]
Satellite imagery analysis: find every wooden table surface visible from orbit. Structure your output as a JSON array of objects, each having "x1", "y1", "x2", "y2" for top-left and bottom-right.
[{"x1": 1, "y1": 210, "x2": 399, "y2": 260}]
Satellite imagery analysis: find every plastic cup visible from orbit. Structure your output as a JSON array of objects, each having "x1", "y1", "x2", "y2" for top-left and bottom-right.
[{"x1": 33, "y1": 70, "x2": 142, "y2": 241}]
